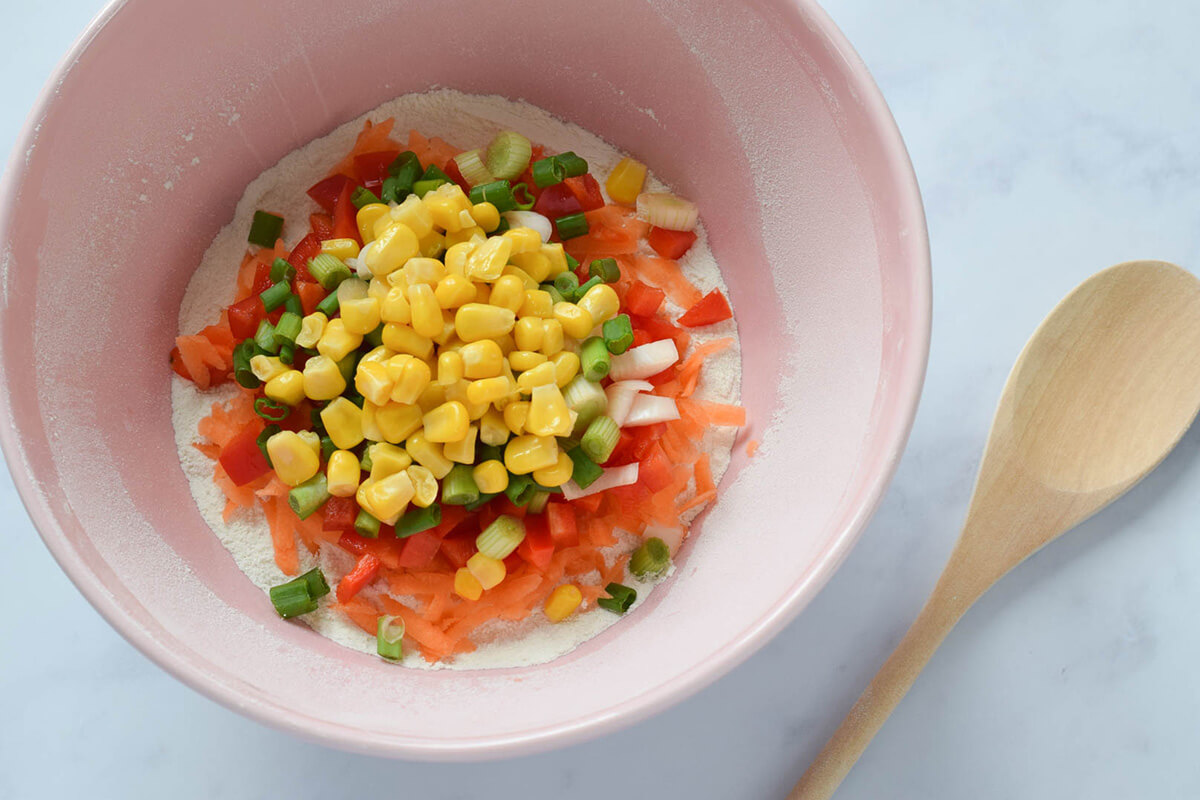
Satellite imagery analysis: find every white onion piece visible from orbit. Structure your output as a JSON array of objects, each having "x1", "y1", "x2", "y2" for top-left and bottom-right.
[
  {"x1": 352, "y1": 240, "x2": 377, "y2": 278},
  {"x1": 502, "y1": 210, "x2": 553, "y2": 243},
  {"x1": 609, "y1": 339, "x2": 680, "y2": 381},
  {"x1": 604, "y1": 380, "x2": 654, "y2": 426},
  {"x1": 623, "y1": 394, "x2": 680, "y2": 427},
  {"x1": 644, "y1": 524, "x2": 685, "y2": 555},
  {"x1": 561, "y1": 463, "x2": 640, "y2": 500},
  {"x1": 636, "y1": 192, "x2": 699, "y2": 232}
]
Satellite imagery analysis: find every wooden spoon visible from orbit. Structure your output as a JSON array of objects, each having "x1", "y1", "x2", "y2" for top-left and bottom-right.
[{"x1": 791, "y1": 260, "x2": 1200, "y2": 799}]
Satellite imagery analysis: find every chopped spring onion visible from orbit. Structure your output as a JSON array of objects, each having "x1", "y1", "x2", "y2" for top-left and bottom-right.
[
  {"x1": 468, "y1": 180, "x2": 517, "y2": 212},
  {"x1": 588, "y1": 257, "x2": 620, "y2": 283},
  {"x1": 298, "y1": 567, "x2": 331, "y2": 599},
  {"x1": 387, "y1": 150, "x2": 422, "y2": 181},
  {"x1": 572, "y1": 276, "x2": 603, "y2": 302},
  {"x1": 270, "y1": 257, "x2": 296, "y2": 284},
  {"x1": 476, "y1": 443, "x2": 504, "y2": 463},
  {"x1": 307, "y1": 254, "x2": 353, "y2": 291},
  {"x1": 541, "y1": 283, "x2": 566, "y2": 304},
  {"x1": 580, "y1": 415, "x2": 620, "y2": 463},
  {"x1": 561, "y1": 462, "x2": 638, "y2": 500},
  {"x1": 254, "y1": 319, "x2": 279, "y2": 354},
  {"x1": 602, "y1": 314, "x2": 634, "y2": 354},
  {"x1": 464, "y1": 492, "x2": 498, "y2": 512},
  {"x1": 476, "y1": 514, "x2": 526, "y2": 559},
  {"x1": 284, "y1": 294, "x2": 303, "y2": 317},
  {"x1": 351, "y1": 186, "x2": 382, "y2": 209},
  {"x1": 278, "y1": 342, "x2": 296, "y2": 365},
  {"x1": 316, "y1": 291, "x2": 340, "y2": 317},
  {"x1": 336, "y1": 352, "x2": 360, "y2": 386},
  {"x1": 453, "y1": 148, "x2": 495, "y2": 187},
  {"x1": 531, "y1": 156, "x2": 565, "y2": 188},
  {"x1": 501, "y1": 210, "x2": 552, "y2": 242},
  {"x1": 412, "y1": 178, "x2": 446, "y2": 197},
  {"x1": 269, "y1": 579, "x2": 317, "y2": 618},
  {"x1": 422, "y1": 163, "x2": 453, "y2": 183},
  {"x1": 396, "y1": 503, "x2": 443, "y2": 538},
  {"x1": 248, "y1": 210, "x2": 284, "y2": 248},
  {"x1": 624, "y1": 393, "x2": 680, "y2": 427},
  {"x1": 636, "y1": 192, "x2": 699, "y2": 232},
  {"x1": 288, "y1": 474, "x2": 330, "y2": 520},
  {"x1": 629, "y1": 537, "x2": 671, "y2": 579},
  {"x1": 440, "y1": 464, "x2": 480, "y2": 506},
  {"x1": 511, "y1": 182, "x2": 535, "y2": 210},
  {"x1": 566, "y1": 447, "x2": 604, "y2": 489},
  {"x1": 259, "y1": 280, "x2": 292, "y2": 312},
  {"x1": 320, "y1": 435, "x2": 336, "y2": 461},
  {"x1": 355, "y1": 508, "x2": 382, "y2": 539},
  {"x1": 554, "y1": 271, "x2": 579, "y2": 296},
  {"x1": 364, "y1": 324, "x2": 384, "y2": 349},
  {"x1": 377, "y1": 614, "x2": 405, "y2": 660},
  {"x1": 609, "y1": 339, "x2": 680, "y2": 381},
  {"x1": 504, "y1": 472, "x2": 536, "y2": 506},
  {"x1": 643, "y1": 524, "x2": 684, "y2": 555},
  {"x1": 274, "y1": 311, "x2": 303, "y2": 346},
  {"x1": 358, "y1": 444, "x2": 374, "y2": 472},
  {"x1": 555, "y1": 212, "x2": 589, "y2": 240},
  {"x1": 562, "y1": 376, "x2": 608, "y2": 433},
  {"x1": 597, "y1": 582, "x2": 637, "y2": 614},
  {"x1": 256, "y1": 424, "x2": 280, "y2": 464},
  {"x1": 580, "y1": 336, "x2": 611, "y2": 382},
  {"x1": 605, "y1": 379, "x2": 654, "y2": 426},
  {"x1": 485, "y1": 130, "x2": 533, "y2": 181},
  {"x1": 565, "y1": 252, "x2": 580, "y2": 271},
  {"x1": 554, "y1": 151, "x2": 588, "y2": 177},
  {"x1": 232, "y1": 340, "x2": 260, "y2": 389},
  {"x1": 254, "y1": 396, "x2": 290, "y2": 423},
  {"x1": 526, "y1": 490, "x2": 551, "y2": 514},
  {"x1": 381, "y1": 176, "x2": 406, "y2": 204}
]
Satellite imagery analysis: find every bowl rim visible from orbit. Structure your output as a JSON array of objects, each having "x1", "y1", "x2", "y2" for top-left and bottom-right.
[{"x1": 0, "y1": 0, "x2": 930, "y2": 759}]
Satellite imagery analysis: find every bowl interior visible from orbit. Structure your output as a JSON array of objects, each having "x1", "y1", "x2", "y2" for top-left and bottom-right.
[{"x1": 0, "y1": 0, "x2": 928, "y2": 757}]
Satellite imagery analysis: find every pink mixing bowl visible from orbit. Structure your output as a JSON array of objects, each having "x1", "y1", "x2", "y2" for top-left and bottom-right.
[{"x1": 0, "y1": 0, "x2": 929, "y2": 758}]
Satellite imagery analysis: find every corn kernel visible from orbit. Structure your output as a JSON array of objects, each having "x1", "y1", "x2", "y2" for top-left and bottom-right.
[
  {"x1": 364, "y1": 469, "x2": 415, "y2": 522},
  {"x1": 460, "y1": 340, "x2": 504, "y2": 379},
  {"x1": 265, "y1": 431, "x2": 321, "y2": 486},
  {"x1": 508, "y1": 350, "x2": 547, "y2": 372},
  {"x1": 295, "y1": 312, "x2": 328, "y2": 349},
  {"x1": 356, "y1": 203, "x2": 390, "y2": 243},
  {"x1": 407, "y1": 283, "x2": 443, "y2": 338},
  {"x1": 402, "y1": 257, "x2": 445, "y2": 287},
  {"x1": 502, "y1": 265, "x2": 539, "y2": 290},
  {"x1": 381, "y1": 323, "x2": 434, "y2": 360},
  {"x1": 297, "y1": 430, "x2": 321, "y2": 459},
  {"x1": 454, "y1": 567, "x2": 483, "y2": 601},
  {"x1": 577, "y1": 283, "x2": 620, "y2": 325},
  {"x1": 533, "y1": 451, "x2": 575, "y2": 488},
  {"x1": 526, "y1": 383, "x2": 572, "y2": 437},
  {"x1": 467, "y1": 552, "x2": 506, "y2": 590},
  {"x1": 359, "y1": 344, "x2": 394, "y2": 365},
  {"x1": 465, "y1": 236, "x2": 513, "y2": 281},
  {"x1": 354, "y1": 361, "x2": 392, "y2": 405},
  {"x1": 553, "y1": 302, "x2": 595, "y2": 340},
  {"x1": 361, "y1": 401, "x2": 383, "y2": 442},
  {"x1": 551, "y1": 350, "x2": 581, "y2": 388},
  {"x1": 389, "y1": 194, "x2": 435, "y2": 239},
  {"x1": 369, "y1": 443, "x2": 413, "y2": 480},
  {"x1": 406, "y1": 464, "x2": 438, "y2": 508},
  {"x1": 444, "y1": 225, "x2": 486, "y2": 247},
  {"x1": 320, "y1": 237, "x2": 360, "y2": 261},
  {"x1": 467, "y1": 376, "x2": 512, "y2": 406},
  {"x1": 472, "y1": 281, "x2": 492, "y2": 306},
  {"x1": 434, "y1": 273, "x2": 477, "y2": 309},
  {"x1": 437, "y1": 350, "x2": 464, "y2": 386},
  {"x1": 317, "y1": 319, "x2": 363, "y2": 362},
  {"x1": 472, "y1": 460, "x2": 509, "y2": 494},
  {"x1": 544, "y1": 584, "x2": 583, "y2": 622},
  {"x1": 454, "y1": 303, "x2": 516, "y2": 342},
  {"x1": 502, "y1": 226, "x2": 542, "y2": 255},
  {"x1": 606, "y1": 157, "x2": 648, "y2": 205},
  {"x1": 490, "y1": 275, "x2": 526, "y2": 313},
  {"x1": 320, "y1": 397, "x2": 365, "y2": 450},
  {"x1": 518, "y1": 290, "x2": 554, "y2": 320},
  {"x1": 503, "y1": 400, "x2": 530, "y2": 435},
  {"x1": 541, "y1": 242, "x2": 569, "y2": 276},
  {"x1": 368, "y1": 277, "x2": 391, "y2": 302},
  {"x1": 470, "y1": 201, "x2": 501, "y2": 232},
  {"x1": 540, "y1": 319, "x2": 565, "y2": 355},
  {"x1": 385, "y1": 354, "x2": 432, "y2": 405},
  {"x1": 379, "y1": 286, "x2": 412, "y2": 324},
  {"x1": 516, "y1": 361, "x2": 557, "y2": 393},
  {"x1": 264, "y1": 370, "x2": 305, "y2": 406},
  {"x1": 423, "y1": 183, "x2": 472, "y2": 232},
  {"x1": 504, "y1": 434, "x2": 559, "y2": 474},
  {"x1": 513, "y1": 317, "x2": 545, "y2": 352},
  {"x1": 405, "y1": 432, "x2": 454, "y2": 479},
  {"x1": 340, "y1": 296, "x2": 382, "y2": 335},
  {"x1": 509, "y1": 251, "x2": 552, "y2": 283},
  {"x1": 366, "y1": 222, "x2": 419, "y2": 276},
  {"x1": 301, "y1": 355, "x2": 347, "y2": 401},
  {"x1": 327, "y1": 450, "x2": 361, "y2": 497},
  {"x1": 494, "y1": 333, "x2": 517, "y2": 356},
  {"x1": 443, "y1": 380, "x2": 489, "y2": 421},
  {"x1": 422, "y1": 401, "x2": 470, "y2": 443},
  {"x1": 479, "y1": 408, "x2": 510, "y2": 447},
  {"x1": 432, "y1": 314, "x2": 457, "y2": 346},
  {"x1": 444, "y1": 423, "x2": 478, "y2": 463},
  {"x1": 376, "y1": 402, "x2": 424, "y2": 444},
  {"x1": 443, "y1": 241, "x2": 474, "y2": 275},
  {"x1": 250, "y1": 355, "x2": 288, "y2": 383}
]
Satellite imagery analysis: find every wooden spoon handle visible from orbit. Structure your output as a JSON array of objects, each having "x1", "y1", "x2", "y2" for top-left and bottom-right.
[{"x1": 789, "y1": 577, "x2": 975, "y2": 800}]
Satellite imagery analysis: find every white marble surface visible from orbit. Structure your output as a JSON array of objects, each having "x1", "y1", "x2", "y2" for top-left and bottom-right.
[{"x1": 5, "y1": 1, "x2": 1200, "y2": 797}]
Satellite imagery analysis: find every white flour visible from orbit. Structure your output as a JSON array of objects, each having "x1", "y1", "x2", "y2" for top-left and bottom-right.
[{"x1": 172, "y1": 90, "x2": 741, "y2": 669}]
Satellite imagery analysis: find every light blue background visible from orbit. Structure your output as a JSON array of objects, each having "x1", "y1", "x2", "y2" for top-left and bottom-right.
[{"x1": 5, "y1": 2, "x2": 1200, "y2": 797}]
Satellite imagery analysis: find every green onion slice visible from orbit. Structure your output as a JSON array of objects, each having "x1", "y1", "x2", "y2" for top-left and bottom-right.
[
  {"x1": 629, "y1": 537, "x2": 671, "y2": 579},
  {"x1": 555, "y1": 212, "x2": 589, "y2": 240},
  {"x1": 580, "y1": 337, "x2": 612, "y2": 382},
  {"x1": 596, "y1": 582, "x2": 637, "y2": 614},
  {"x1": 468, "y1": 180, "x2": 517, "y2": 213},
  {"x1": 485, "y1": 130, "x2": 533, "y2": 181},
  {"x1": 377, "y1": 614, "x2": 405, "y2": 660},
  {"x1": 307, "y1": 254, "x2": 353, "y2": 291},
  {"x1": 602, "y1": 314, "x2": 634, "y2": 355},
  {"x1": 351, "y1": 186, "x2": 381, "y2": 209},
  {"x1": 553, "y1": 152, "x2": 588, "y2": 178},
  {"x1": 441, "y1": 464, "x2": 480, "y2": 506},
  {"x1": 288, "y1": 474, "x2": 330, "y2": 520},
  {"x1": 395, "y1": 503, "x2": 442, "y2": 538},
  {"x1": 254, "y1": 397, "x2": 290, "y2": 423},
  {"x1": 511, "y1": 182, "x2": 535, "y2": 211},
  {"x1": 581, "y1": 415, "x2": 620, "y2": 463},
  {"x1": 354, "y1": 508, "x2": 382, "y2": 539},
  {"x1": 476, "y1": 514, "x2": 526, "y2": 559},
  {"x1": 248, "y1": 210, "x2": 284, "y2": 248},
  {"x1": 588, "y1": 257, "x2": 620, "y2": 283},
  {"x1": 531, "y1": 157, "x2": 565, "y2": 188}
]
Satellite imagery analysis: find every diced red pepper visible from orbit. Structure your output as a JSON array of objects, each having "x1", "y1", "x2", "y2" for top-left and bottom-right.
[
  {"x1": 286, "y1": 233, "x2": 322, "y2": 283},
  {"x1": 336, "y1": 553, "x2": 382, "y2": 604},
  {"x1": 306, "y1": 174, "x2": 355, "y2": 214},
  {"x1": 432, "y1": 505, "x2": 470, "y2": 538},
  {"x1": 226, "y1": 295, "x2": 265, "y2": 340},
  {"x1": 677, "y1": 289, "x2": 733, "y2": 328},
  {"x1": 295, "y1": 281, "x2": 327, "y2": 316},
  {"x1": 309, "y1": 213, "x2": 335, "y2": 240},
  {"x1": 606, "y1": 428, "x2": 639, "y2": 466},
  {"x1": 331, "y1": 180, "x2": 362, "y2": 245},
  {"x1": 516, "y1": 513, "x2": 554, "y2": 570},
  {"x1": 336, "y1": 531, "x2": 403, "y2": 570},
  {"x1": 250, "y1": 261, "x2": 273, "y2": 297},
  {"x1": 646, "y1": 226, "x2": 698, "y2": 260},
  {"x1": 439, "y1": 533, "x2": 476, "y2": 569},
  {"x1": 564, "y1": 174, "x2": 605, "y2": 212},
  {"x1": 570, "y1": 493, "x2": 604, "y2": 515},
  {"x1": 608, "y1": 480, "x2": 652, "y2": 508},
  {"x1": 277, "y1": 400, "x2": 314, "y2": 433},
  {"x1": 218, "y1": 422, "x2": 270, "y2": 486},
  {"x1": 353, "y1": 150, "x2": 400, "y2": 194},
  {"x1": 442, "y1": 158, "x2": 471, "y2": 193},
  {"x1": 397, "y1": 530, "x2": 442, "y2": 568},
  {"x1": 624, "y1": 280, "x2": 666, "y2": 317},
  {"x1": 476, "y1": 503, "x2": 500, "y2": 534},
  {"x1": 493, "y1": 496, "x2": 528, "y2": 519},
  {"x1": 323, "y1": 496, "x2": 359, "y2": 534},
  {"x1": 546, "y1": 502, "x2": 579, "y2": 548},
  {"x1": 533, "y1": 183, "x2": 583, "y2": 220},
  {"x1": 629, "y1": 313, "x2": 691, "y2": 354}
]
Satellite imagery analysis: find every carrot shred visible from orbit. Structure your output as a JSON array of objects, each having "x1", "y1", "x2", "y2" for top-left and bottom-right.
[
  {"x1": 629, "y1": 256, "x2": 704, "y2": 308},
  {"x1": 746, "y1": 439, "x2": 760, "y2": 457}
]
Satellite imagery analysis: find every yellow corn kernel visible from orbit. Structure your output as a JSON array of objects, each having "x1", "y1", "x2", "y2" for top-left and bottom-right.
[
  {"x1": 467, "y1": 552, "x2": 506, "y2": 590},
  {"x1": 553, "y1": 302, "x2": 595, "y2": 340},
  {"x1": 340, "y1": 296, "x2": 382, "y2": 335},
  {"x1": 401, "y1": 257, "x2": 444, "y2": 288},
  {"x1": 364, "y1": 469, "x2": 415, "y2": 522},
  {"x1": 250, "y1": 355, "x2": 288, "y2": 383},
  {"x1": 356, "y1": 203, "x2": 391, "y2": 243},
  {"x1": 403, "y1": 464, "x2": 436, "y2": 508},
  {"x1": 385, "y1": 354, "x2": 432, "y2": 405},
  {"x1": 320, "y1": 397, "x2": 365, "y2": 450},
  {"x1": 513, "y1": 317, "x2": 545, "y2": 351},
  {"x1": 459, "y1": 340, "x2": 504, "y2": 380},
  {"x1": 502, "y1": 265, "x2": 539, "y2": 291},
  {"x1": 264, "y1": 431, "x2": 320, "y2": 487},
  {"x1": 379, "y1": 286, "x2": 412, "y2": 325},
  {"x1": 526, "y1": 383, "x2": 572, "y2": 437},
  {"x1": 297, "y1": 430, "x2": 321, "y2": 460},
  {"x1": 510, "y1": 251, "x2": 552, "y2": 283},
  {"x1": 417, "y1": 382, "x2": 447, "y2": 413},
  {"x1": 418, "y1": 230, "x2": 445, "y2": 259},
  {"x1": 264, "y1": 370, "x2": 305, "y2": 406},
  {"x1": 503, "y1": 400, "x2": 530, "y2": 435},
  {"x1": 540, "y1": 319, "x2": 565, "y2": 355},
  {"x1": 376, "y1": 401, "x2": 424, "y2": 444},
  {"x1": 577, "y1": 283, "x2": 620, "y2": 325},
  {"x1": 518, "y1": 290, "x2": 554, "y2": 320},
  {"x1": 470, "y1": 201, "x2": 501, "y2": 232},
  {"x1": 454, "y1": 567, "x2": 483, "y2": 601},
  {"x1": 434, "y1": 273, "x2": 477, "y2": 309},
  {"x1": 504, "y1": 434, "x2": 559, "y2": 474},
  {"x1": 540, "y1": 242, "x2": 569, "y2": 276},
  {"x1": 436, "y1": 350, "x2": 464, "y2": 386},
  {"x1": 422, "y1": 401, "x2": 470, "y2": 443},
  {"x1": 444, "y1": 225, "x2": 485, "y2": 247},
  {"x1": 295, "y1": 312, "x2": 328, "y2": 349},
  {"x1": 355, "y1": 361, "x2": 394, "y2": 406},
  {"x1": 479, "y1": 408, "x2": 510, "y2": 447},
  {"x1": 406, "y1": 283, "x2": 443, "y2": 338},
  {"x1": 388, "y1": 194, "x2": 435, "y2": 239},
  {"x1": 443, "y1": 241, "x2": 474, "y2": 276},
  {"x1": 490, "y1": 275, "x2": 526, "y2": 313},
  {"x1": 465, "y1": 236, "x2": 513, "y2": 281},
  {"x1": 368, "y1": 443, "x2": 412, "y2": 480},
  {"x1": 467, "y1": 376, "x2": 512, "y2": 406},
  {"x1": 472, "y1": 281, "x2": 492, "y2": 306},
  {"x1": 454, "y1": 303, "x2": 516, "y2": 342},
  {"x1": 432, "y1": 314, "x2": 458, "y2": 346},
  {"x1": 508, "y1": 350, "x2": 547, "y2": 372},
  {"x1": 317, "y1": 319, "x2": 363, "y2": 362},
  {"x1": 423, "y1": 183, "x2": 472, "y2": 232},
  {"x1": 544, "y1": 584, "x2": 583, "y2": 622},
  {"x1": 534, "y1": 452, "x2": 575, "y2": 489},
  {"x1": 472, "y1": 460, "x2": 509, "y2": 494},
  {"x1": 326, "y1": 450, "x2": 361, "y2": 497},
  {"x1": 360, "y1": 401, "x2": 383, "y2": 442},
  {"x1": 443, "y1": 379, "x2": 489, "y2": 421},
  {"x1": 301, "y1": 355, "x2": 347, "y2": 401},
  {"x1": 366, "y1": 222, "x2": 419, "y2": 276},
  {"x1": 502, "y1": 226, "x2": 542, "y2": 255},
  {"x1": 368, "y1": 277, "x2": 391, "y2": 302},
  {"x1": 444, "y1": 423, "x2": 478, "y2": 463},
  {"x1": 516, "y1": 361, "x2": 557, "y2": 393},
  {"x1": 320, "y1": 237, "x2": 360, "y2": 261},
  {"x1": 606, "y1": 157, "x2": 648, "y2": 205},
  {"x1": 381, "y1": 323, "x2": 434, "y2": 360},
  {"x1": 405, "y1": 432, "x2": 454, "y2": 479},
  {"x1": 359, "y1": 344, "x2": 394, "y2": 365},
  {"x1": 551, "y1": 350, "x2": 581, "y2": 388},
  {"x1": 493, "y1": 334, "x2": 516, "y2": 358}
]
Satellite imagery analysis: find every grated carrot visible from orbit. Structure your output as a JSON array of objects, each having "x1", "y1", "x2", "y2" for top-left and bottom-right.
[{"x1": 746, "y1": 439, "x2": 760, "y2": 457}]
